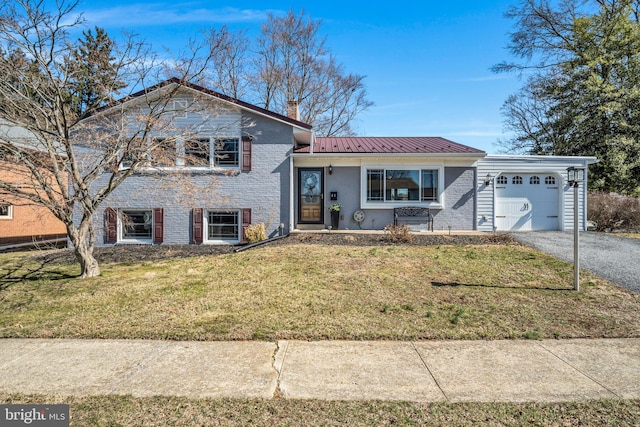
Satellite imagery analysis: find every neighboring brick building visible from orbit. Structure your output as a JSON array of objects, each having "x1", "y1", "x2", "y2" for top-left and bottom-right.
[{"x1": 0, "y1": 160, "x2": 67, "y2": 246}]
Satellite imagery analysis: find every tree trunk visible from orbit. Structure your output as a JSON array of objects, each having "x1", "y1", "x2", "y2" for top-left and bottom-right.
[
  {"x1": 68, "y1": 220, "x2": 101, "y2": 278},
  {"x1": 74, "y1": 243, "x2": 100, "y2": 278}
]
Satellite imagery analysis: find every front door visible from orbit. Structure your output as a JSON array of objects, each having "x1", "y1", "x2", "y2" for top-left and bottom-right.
[{"x1": 298, "y1": 168, "x2": 324, "y2": 224}]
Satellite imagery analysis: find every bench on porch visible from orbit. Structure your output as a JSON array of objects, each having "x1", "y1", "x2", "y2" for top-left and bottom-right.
[{"x1": 393, "y1": 207, "x2": 434, "y2": 232}]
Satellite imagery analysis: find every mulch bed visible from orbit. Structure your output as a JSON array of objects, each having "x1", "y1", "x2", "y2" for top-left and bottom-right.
[{"x1": 34, "y1": 233, "x2": 517, "y2": 265}]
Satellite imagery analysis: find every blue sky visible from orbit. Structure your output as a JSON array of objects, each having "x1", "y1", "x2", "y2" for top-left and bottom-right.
[{"x1": 71, "y1": 0, "x2": 522, "y2": 153}]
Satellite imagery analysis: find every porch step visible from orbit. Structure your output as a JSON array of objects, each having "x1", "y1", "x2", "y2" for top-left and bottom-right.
[{"x1": 294, "y1": 224, "x2": 328, "y2": 231}]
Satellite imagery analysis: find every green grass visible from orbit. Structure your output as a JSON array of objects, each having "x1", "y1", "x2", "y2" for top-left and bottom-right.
[
  {"x1": 1, "y1": 243, "x2": 638, "y2": 340},
  {"x1": 2, "y1": 394, "x2": 639, "y2": 426}
]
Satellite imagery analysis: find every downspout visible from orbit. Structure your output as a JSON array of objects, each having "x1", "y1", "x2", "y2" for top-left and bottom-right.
[
  {"x1": 289, "y1": 150, "x2": 294, "y2": 232},
  {"x1": 582, "y1": 160, "x2": 588, "y2": 231},
  {"x1": 310, "y1": 130, "x2": 315, "y2": 154}
]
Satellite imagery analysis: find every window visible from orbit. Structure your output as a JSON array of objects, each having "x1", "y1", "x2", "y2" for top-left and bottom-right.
[
  {"x1": 206, "y1": 211, "x2": 240, "y2": 242},
  {"x1": 121, "y1": 210, "x2": 153, "y2": 241},
  {"x1": 150, "y1": 138, "x2": 176, "y2": 167},
  {"x1": 365, "y1": 168, "x2": 440, "y2": 204},
  {"x1": 530, "y1": 176, "x2": 540, "y2": 185},
  {"x1": 386, "y1": 170, "x2": 419, "y2": 201},
  {"x1": 421, "y1": 170, "x2": 438, "y2": 201},
  {"x1": 0, "y1": 204, "x2": 12, "y2": 219},
  {"x1": 367, "y1": 170, "x2": 384, "y2": 201},
  {"x1": 496, "y1": 175, "x2": 508, "y2": 185},
  {"x1": 214, "y1": 138, "x2": 239, "y2": 166},
  {"x1": 185, "y1": 138, "x2": 210, "y2": 166},
  {"x1": 184, "y1": 137, "x2": 240, "y2": 168},
  {"x1": 512, "y1": 176, "x2": 523, "y2": 184},
  {"x1": 545, "y1": 176, "x2": 556, "y2": 185}
]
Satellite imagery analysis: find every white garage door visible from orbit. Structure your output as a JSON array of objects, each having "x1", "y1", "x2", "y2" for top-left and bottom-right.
[{"x1": 495, "y1": 174, "x2": 560, "y2": 231}]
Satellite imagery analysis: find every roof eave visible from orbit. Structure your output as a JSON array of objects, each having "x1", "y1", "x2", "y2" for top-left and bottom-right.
[
  {"x1": 484, "y1": 154, "x2": 598, "y2": 164},
  {"x1": 292, "y1": 151, "x2": 486, "y2": 158},
  {"x1": 85, "y1": 80, "x2": 314, "y2": 132}
]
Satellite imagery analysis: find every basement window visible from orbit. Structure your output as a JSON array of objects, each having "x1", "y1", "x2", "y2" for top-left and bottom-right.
[{"x1": 0, "y1": 204, "x2": 12, "y2": 219}]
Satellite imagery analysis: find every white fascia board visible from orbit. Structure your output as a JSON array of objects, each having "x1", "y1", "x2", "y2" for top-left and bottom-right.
[
  {"x1": 484, "y1": 154, "x2": 598, "y2": 164},
  {"x1": 292, "y1": 154, "x2": 484, "y2": 168},
  {"x1": 292, "y1": 153, "x2": 485, "y2": 161}
]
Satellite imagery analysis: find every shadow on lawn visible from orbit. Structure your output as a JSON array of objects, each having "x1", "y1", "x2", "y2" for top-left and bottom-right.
[
  {"x1": 0, "y1": 256, "x2": 78, "y2": 290},
  {"x1": 431, "y1": 281, "x2": 571, "y2": 291}
]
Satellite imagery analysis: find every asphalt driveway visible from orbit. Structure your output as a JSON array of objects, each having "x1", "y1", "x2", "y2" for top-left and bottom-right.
[{"x1": 512, "y1": 232, "x2": 640, "y2": 293}]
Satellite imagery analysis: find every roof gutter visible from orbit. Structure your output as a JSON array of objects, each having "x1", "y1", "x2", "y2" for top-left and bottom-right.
[{"x1": 290, "y1": 152, "x2": 487, "y2": 159}]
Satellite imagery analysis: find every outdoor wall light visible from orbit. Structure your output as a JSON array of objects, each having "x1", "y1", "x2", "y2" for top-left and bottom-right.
[
  {"x1": 329, "y1": 165, "x2": 333, "y2": 175},
  {"x1": 567, "y1": 166, "x2": 585, "y2": 187},
  {"x1": 484, "y1": 173, "x2": 492, "y2": 185}
]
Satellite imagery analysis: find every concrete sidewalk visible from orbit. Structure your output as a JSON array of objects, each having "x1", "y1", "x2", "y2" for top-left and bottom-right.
[{"x1": 1, "y1": 338, "x2": 639, "y2": 402}]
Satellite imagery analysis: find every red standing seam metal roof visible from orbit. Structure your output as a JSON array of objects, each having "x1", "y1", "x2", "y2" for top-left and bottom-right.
[{"x1": 294, "y1": 137, "x2": 484, "y2": 154}]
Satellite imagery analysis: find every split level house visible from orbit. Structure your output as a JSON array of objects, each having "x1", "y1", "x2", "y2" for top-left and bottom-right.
[{"x1": 68, "y1": 79, "x2": 595, "y2": 245}]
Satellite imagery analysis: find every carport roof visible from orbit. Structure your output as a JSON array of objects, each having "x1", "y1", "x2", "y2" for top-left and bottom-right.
[{"x1": 295, "y1": 137, "x2": 485, "y2": 154}]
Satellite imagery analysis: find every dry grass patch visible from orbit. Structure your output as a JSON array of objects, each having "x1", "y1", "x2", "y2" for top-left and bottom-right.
[
  {"x1": 1, "y1": 243, "x2": 639, "y2": 340},
  {"x1": 2, "y1": 394, "x2": 640, "y2": 426},
  {"x1": 614, "y1": 232, "x2": 640, "y2": 240}
]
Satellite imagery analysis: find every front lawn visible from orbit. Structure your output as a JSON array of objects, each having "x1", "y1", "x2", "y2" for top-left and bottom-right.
[{"x1": 1, "y1": 241, "x2": 638, "y2": 340}]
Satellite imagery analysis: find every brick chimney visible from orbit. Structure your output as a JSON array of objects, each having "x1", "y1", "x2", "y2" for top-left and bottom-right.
[{"x1": 286, "y1": 100, "x2": 300, "y2": 121}]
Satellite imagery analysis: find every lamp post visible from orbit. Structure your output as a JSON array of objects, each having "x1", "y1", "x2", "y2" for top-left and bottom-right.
[{"x1": 567, "y1": 167, "x2": 586, "y2": 291}]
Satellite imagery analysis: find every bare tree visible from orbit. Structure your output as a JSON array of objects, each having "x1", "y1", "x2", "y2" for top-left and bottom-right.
[
  {"x1": 206, "y1": 10, "x2": 372, "y2": 136},
  {"x1": 0, "y1": 0, "x2": 215, "y2": 277},
  {"x1": 204, "y1": 26, "x2": 250, "y2": 99}
]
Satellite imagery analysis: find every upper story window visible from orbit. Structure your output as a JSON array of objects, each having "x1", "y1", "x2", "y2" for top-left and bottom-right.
[
  {"x1": 365, "y1": 167, "x2": 441, "y2": 205},
  {"x1": 214, "y1": 138, "x2": 239, "y2": 167},
  {"x1": 150, "y1": 138, "x2": 177, "y2": 167},
  {"x1": 184, "y1": 137, "x2": 240, "y2": 168},
  {"x1": 139, "y1": 136, "x2": 241, "y2": 169},
  {"x1": 0, "y1": 204, "x2": 12, "y2": 219},
  {"x1": 184, "y1": 138, "x2": 211, "y2": 166}
]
